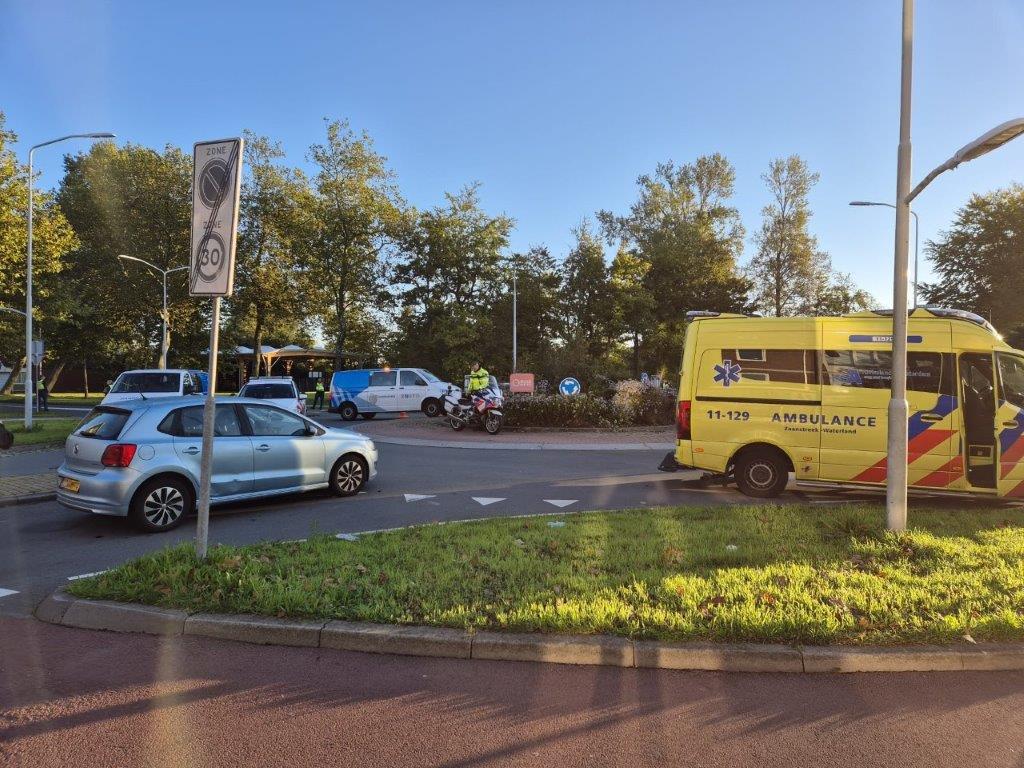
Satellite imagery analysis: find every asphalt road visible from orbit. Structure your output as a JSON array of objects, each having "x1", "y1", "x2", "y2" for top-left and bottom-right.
[{"x1": 4, "y1": 615, "x2": 1024, "y2": 768}]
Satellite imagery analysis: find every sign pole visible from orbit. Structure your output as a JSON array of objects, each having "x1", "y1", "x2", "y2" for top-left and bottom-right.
[
  {"x1": 195, "y1": 295, "x2": 220, "y2": 560},
  {"x1": 189, "y1": 137, "x2": 243, "y2": 560}
]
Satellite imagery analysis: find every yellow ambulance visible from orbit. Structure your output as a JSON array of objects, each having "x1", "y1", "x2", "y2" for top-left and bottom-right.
[{"x1": 660, "y1": 307, "x2": 1024, "y2": 499}]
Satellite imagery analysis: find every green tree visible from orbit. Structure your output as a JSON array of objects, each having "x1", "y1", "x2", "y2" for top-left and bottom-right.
[
  {"x1": 559, "y1": 219, "x2": 615, "y2": 359},
  {"x1": 300, "y1": 120, "x2": 405, "y2": 369},
  {"x1": 230, "y1": 132, "x2": 308, "y2": 375},
  {"x1": 599, "y1": 154, "x2": 749, "y2": 374},
  {"x1": 393, "y1": 184, "x2": 513, "y2": 377},
  {"x1": 747, "y1": 155, "x2": 827, "y2": 317},
  {"x1": 920, "y1": 185, "x2": 1024, "y2": 339},
  {"x1": 609, "y1": 244, "x2": 656, "y2": 378},
  {"x1": 0, "y1": 113, "x2": 78, "y2": 391},
  {"x1": 57, "y1": 142, "x2": 199, "y2": 378}
]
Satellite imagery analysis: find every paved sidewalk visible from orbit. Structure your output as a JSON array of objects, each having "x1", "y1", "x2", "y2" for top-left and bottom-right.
[{"x1": 0, "y1": 472, "x2": 55, "y2": 503}]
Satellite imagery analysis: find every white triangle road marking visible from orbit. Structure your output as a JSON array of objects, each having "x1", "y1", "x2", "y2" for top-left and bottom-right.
[
  {"x1": 0, "y1": 588, "x2": 18, "y2": 599},
  {"x1": 404, "y1": 494, "x2": 436, "y2": 502},
  {"x1": 544, "y1": 499, "x2": 578, "y2": 508},
  {"x1": 471, "y1": 497, "x2": 506, "y2": 506}
]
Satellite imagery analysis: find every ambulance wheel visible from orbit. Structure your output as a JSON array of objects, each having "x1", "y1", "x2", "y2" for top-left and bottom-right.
[
  {"x1": 339, "y1": 402, "x2": 358, "y2": 421},
  {"x1": 734, "y1": 448, "x2": 789, "y2": 498}
]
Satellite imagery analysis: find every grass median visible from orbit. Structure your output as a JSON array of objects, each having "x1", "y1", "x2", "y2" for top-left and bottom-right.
[
  {"x1": 4, "y1": 417, "x2": 79, "y2": 446},
  {"x1": 68, "y1": 504, "x2": 1024, "y2": 645}
]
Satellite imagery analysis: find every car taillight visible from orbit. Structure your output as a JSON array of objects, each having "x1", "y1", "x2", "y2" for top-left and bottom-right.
[
  {"x1": 298, "y1": 402, "x2": 305, "y2": 413},
  {"x1": 677, "y1": 400, "x2": 691, "y2": 440},
  {"x1": 101, "y1": 443, "x2": 137, "y2": 467}
]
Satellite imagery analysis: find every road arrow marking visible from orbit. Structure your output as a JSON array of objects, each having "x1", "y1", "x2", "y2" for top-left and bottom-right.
[
  {"x1": 404, "y1": 494, "x2": 436, "y2": 502},
  {"x1": 544, "y1": 499, "x2": 578, "y2": 508},
  {"x1": 471, "y1": 497, "x2": 506, "y2": 506},
  {"x1": 0, "y1": 588, "x2": 18, "y2": 598}
]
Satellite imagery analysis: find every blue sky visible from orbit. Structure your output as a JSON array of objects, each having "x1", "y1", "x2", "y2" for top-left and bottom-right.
[{"x1": 3, "y1": 0, "x2": 1024, "y2": 304}]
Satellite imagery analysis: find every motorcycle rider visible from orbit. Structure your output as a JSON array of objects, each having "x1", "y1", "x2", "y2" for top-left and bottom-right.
[{"x1": 467, "y1": 361, "x2": 490, "y2": 396}]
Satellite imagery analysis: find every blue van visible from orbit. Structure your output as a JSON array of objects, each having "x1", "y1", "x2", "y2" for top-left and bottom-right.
[{"x1": 330, "y1": 368, "x2": 455, "y2": 420}]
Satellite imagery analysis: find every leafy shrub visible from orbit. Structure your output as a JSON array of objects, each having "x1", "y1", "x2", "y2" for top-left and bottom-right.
[
  {"x1": 503, "y1": 394, "x2": 630, "y2": 429},
  {"x1": 611, "y1": 380, "x2": 677, "y2": 425}
]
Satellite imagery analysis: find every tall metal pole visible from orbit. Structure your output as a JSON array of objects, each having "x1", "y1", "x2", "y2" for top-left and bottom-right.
[
  {"x1": 195, "y1": 296, "x2": 220, "y2": 560},
  {"x1": 887, "y1": 0, "x2": 914, "y2": 532},
  {"x1": 911, "y1": 210, "x2": 919, "y2": 308},
  {"x1": 512, "y1": 274, "x2": 518, "y2": 373},
  {"x1": 160, "y1": 270, "x2": 168, "y2": 369},
  {"x1": 25, "y1": 149, "x2": 34, "y2": 429}
]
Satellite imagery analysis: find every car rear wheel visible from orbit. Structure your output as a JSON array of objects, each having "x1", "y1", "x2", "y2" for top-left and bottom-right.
[
  {"x1": 339, "y1": 402, "x2": 358, "y2": 421},
  {"x1": 129, "y1": 476, "x2": 193, "y2": 532},
  {"x1": 734, "y1": 448, "x2": 790, "y2": 498},
  {"x1": 330, "y1": 454, "x2": 368, "y2": 496},
  {"x1": 422, "y1": 398, "x2": 441, "y2": 418}
]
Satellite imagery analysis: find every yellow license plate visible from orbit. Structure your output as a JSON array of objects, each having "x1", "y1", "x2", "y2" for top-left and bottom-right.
[{"x1": 59, "y1": 477, "x2": 80, "y2": 493}]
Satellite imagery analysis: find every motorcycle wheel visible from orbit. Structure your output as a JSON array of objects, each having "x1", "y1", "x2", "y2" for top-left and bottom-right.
[
  {"x1": 484, "y1": 413, "x2": 502, "y2": 435},
  {"x1": 450, "y1": 416, "x2": 466, "y2": 431}
]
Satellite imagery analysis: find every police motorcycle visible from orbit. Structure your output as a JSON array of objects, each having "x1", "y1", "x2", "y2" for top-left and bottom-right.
[{"x1": 442, "y1": 376, "x2": 504, "y2": 435}]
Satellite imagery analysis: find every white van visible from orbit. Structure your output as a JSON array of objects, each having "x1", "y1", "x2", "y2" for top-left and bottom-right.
[
  {"x1": 330, "y1": 367, "x2": 456, "y2": 420},
  {"x1": 101, "y1": 369, "x2": 206, "y2": 405}
]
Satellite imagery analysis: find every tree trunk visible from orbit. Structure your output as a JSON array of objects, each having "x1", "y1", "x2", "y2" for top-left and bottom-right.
[
  {"x1": 47, "y1": 360, "x2": 66, "y2": 391},
  {"x1": 252, "y1": 314, "x2": 264, "y2": 378},
  {"x1": 334, "y1": 287, "x2": 348, "y2": 371},
  {"x1": 83, "y1": 358, "x2": 90, "y2": 398},
  {"x1": 2, "y1": 357, "x2": 25, "y2": 395},
  {"x1": 632, "y1": 331, "x2": 640, "y2": 379}
]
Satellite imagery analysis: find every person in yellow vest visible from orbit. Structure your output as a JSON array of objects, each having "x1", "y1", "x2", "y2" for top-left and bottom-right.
[
  {"x1": 313, "y1": 378, "x2": 325, "y2": 410},
  {"x1": 467, "y1": 361, "x2": 490, "y2": 394},
  {"x1": 37, "y1": 376, "x2": 49, "y2": 412}
]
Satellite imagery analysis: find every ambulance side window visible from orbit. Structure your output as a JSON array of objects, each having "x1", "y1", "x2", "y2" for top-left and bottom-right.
[
  {"x1": 720, "y1": 349, "x2": 817, "y2": 384},
  {"x1": 822, "y1": 351, "x2": 952, "y2": 394},
  {"x1": 997, "y1": 354, "x2": 1024, "y2": 409}
]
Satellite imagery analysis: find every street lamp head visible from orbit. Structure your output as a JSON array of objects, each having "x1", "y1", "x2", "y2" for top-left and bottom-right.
[
  {"x1": 84, "y1": 132, "x2": 116, "y2": 139},
  {"x1": 849, "y1": 201, "x2": 877, "y2": 206},
  {"x1": 949, "y1": 118, "x2": 1024, "y2": 167}
]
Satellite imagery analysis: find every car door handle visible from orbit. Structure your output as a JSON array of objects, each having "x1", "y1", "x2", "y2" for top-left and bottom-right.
[
  {"x1": 919, "y1": 413, "x2": 943, "y2": 422},
  {"x1": 256, "y1": 444, "x2": 271, "y2": 452},
  {"x1": 182, "y1": 447, "x2": 200, "y2": 455}
]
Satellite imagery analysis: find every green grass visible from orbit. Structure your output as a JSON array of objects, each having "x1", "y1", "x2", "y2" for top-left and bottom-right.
[
  {"x1": 4, "y1": 417, "x2": 80, "y2": 446},
  {"x1": 0, "y1": 393, "x2": 104, "y2": 406},
  {"x1": 67, "y1": 504, "x2": 1024, "y2": 645}
]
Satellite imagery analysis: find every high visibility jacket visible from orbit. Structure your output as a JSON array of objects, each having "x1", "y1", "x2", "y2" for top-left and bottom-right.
[
  {"x1": 468, "y1": 367, "x2": 490, "y2": 393},
  {"x1": 315, "y1": 381, "x2": 324, "y2": 393}
]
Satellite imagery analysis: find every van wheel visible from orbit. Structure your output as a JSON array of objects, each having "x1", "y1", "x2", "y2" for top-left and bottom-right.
[
  {"x1": 339, "y1": 402, "x2": 358, "y2": 421},
  {"x1": 129, "y1": 476, "x2": 193, "y2": 532},
  {"x1": 734, "y1": 448, "x2": 789, "y2": 498},
  {"x1": 422, "y1": 398, "x2": 441, "y2": 418}
]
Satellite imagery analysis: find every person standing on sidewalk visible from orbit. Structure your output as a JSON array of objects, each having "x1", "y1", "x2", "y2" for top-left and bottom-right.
[
  {"x1": 313, "y1": 378, "x2": 325, "y2": 410},
  {"x1": 37, "y1": 377, "x2": 49, "y2": 412}
]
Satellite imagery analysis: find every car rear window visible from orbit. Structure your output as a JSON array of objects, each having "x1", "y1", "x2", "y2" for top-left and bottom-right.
[
  {"x1": 75, "y1": 408, "x2": 130, "y2": 440},
  {"x1": 110, "y1": 372, "x2": 179, "y2": 394},
  {"x1": 242, "y1": 383, "x2": 296, "y2": 399}
]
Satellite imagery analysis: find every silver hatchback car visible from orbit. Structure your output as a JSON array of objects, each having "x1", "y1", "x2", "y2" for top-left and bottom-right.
[{"x1": 57, "y1": 396, "x2": 378, "y2": 532}]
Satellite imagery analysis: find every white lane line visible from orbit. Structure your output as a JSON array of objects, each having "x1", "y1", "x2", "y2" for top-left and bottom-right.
[
  {"x1": 67, "y1": 570, "x2": 108, "y2": 581},
  {"x1": 471, "y1": 497, "x2": 506, "y2": 506},
  {"x1": 0, "y1": 588, "x2": 19, "y2": 598},
  {"x1": 544, "y1": 499, "x2": 578, "y2": 508},
  {"x1": 404, "y1": 494, "x2": 436, "y2": 502}
]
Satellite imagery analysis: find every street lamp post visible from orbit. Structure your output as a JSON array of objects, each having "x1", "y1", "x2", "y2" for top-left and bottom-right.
[
  {"x1": 118, "y1": 255, "x2": 188, "y2": 369},
  {"x1": 512, "y1": 273, "x2": 518, "y2": 373},
  {"x1": 849, "y1": 202, "x2": 920, "y2": 308},
  {"x1": 25, "y1": 132, "x2": 115, "y2": 429},
  {"x1": 885, "y1": 0, "x2": 1024, "y2": 532}
]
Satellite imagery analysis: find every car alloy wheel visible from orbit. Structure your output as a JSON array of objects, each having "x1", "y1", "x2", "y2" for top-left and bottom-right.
[
  {"x1": 143, "y1": 485, "x2": 185, "y2": 528},
  {"x1": 334, "y1": 459, "x2": 364, "y2": 493}
]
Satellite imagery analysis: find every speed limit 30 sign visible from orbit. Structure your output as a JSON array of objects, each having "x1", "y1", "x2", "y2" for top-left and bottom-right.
[{"x1": 189, "y1": 138, "x2": 243, "y2": 297}]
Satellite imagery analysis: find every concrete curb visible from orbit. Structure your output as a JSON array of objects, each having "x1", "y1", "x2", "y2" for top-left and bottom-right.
[
  {"x1": 0, "y1": 492, "x2": 56, "y2": 508},
  {"x1": 350, "y1": 433, "x2": 674, "y2": 451},
  {"x1": 35, "y1": 589, "x2": 1024, "y2": 673}
]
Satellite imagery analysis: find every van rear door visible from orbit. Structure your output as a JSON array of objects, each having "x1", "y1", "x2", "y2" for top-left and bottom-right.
[{"x1": 994, "y1": 352, "x2": 1024, "y2": 497}]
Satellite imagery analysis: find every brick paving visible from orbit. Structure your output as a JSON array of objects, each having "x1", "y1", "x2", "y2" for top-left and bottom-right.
[{"x1": 0, "y1": 471, "x2": 55, "y2": 501}]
